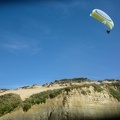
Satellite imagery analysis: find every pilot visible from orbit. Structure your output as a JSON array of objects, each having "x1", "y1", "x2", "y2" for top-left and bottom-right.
[{"x1": 107, "y1": 30, "x2": 110, "y2": 34}]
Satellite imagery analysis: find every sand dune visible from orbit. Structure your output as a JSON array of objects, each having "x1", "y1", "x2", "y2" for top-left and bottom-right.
[
  {"x1": 0, "y1": 81, "x2": 103, "y2": 101},
  {"x1": 0, "y1": 85, "x2": 66, "y2": 101}
]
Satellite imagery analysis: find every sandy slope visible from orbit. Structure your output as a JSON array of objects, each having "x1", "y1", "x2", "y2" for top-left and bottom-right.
[
  {"x1": 0, "y1": 86, "x2": 66, "y2": 101},
  {"x1": 0, "y1": 81, "x2": 102, "y2": 101}
]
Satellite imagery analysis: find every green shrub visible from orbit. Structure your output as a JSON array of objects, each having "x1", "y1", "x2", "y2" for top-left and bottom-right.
[
  {"x1": 52, "y1": 77, "x2": 90, "y2": 85},
  {"x1": 92, "y1": 84, "x2": 103, "y2": 92},
  {"x1": 49, "y1": 89, "x2": 62, "y2": 99},
  {"x1": 22, "y1": 103, "x2": 31, "y2": 112},
  {"x1": 108, "y1": 87, "x2": 120, "y2": 101},
  {"x1": 0, "y1": 93, "x2": 22, "y2": 117},
  {"x1": 22, "y1": 89, "x2": 63, "y2": 112},
  {"x1": 109, "y1": 81, "x2": 120, "y2": 92}
]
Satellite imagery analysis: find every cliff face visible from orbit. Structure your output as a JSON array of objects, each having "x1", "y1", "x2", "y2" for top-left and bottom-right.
[{"x1": 1, "y1": 84, "x2": 120, "y2": 120}]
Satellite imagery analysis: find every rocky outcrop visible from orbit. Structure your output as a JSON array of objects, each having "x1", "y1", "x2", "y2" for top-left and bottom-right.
[{"x1": 1, "y1": 82, "x2": 120, "y2": 120}]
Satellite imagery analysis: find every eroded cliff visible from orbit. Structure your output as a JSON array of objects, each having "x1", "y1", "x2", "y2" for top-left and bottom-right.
[{"x1": 0, "y1": 80, "x2": 120, "y2": 120}]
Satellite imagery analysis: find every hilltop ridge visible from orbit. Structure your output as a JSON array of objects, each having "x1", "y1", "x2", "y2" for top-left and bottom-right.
[{"x1": 0, "y1": 78, "x2": 119, "y2": 101}]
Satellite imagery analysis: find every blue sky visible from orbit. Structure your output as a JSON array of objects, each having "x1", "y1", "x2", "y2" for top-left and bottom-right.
[{"x1": 0, "y1": 0, "x2": 120, "y2": 89}]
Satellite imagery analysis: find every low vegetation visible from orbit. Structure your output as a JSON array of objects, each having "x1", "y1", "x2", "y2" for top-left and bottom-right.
[
  {"x1": 22, "y1": 89, "x2": 64, "y2": 112},
  {"x1": 0, "y1": 93, "x2": 22, "y2": 117},
  {"x1": 92, "y1": 84, "x2": 103, "y2": 92},
  {"x1": 108, "y1": 81, "x2": 120, "y2": 92},
  {"x1": 42, "y1": 77, "x2": 91, "y2": 86},
  {"x1": 102, "y1": 80, "x2": 120, "y2": 101},
  {"x1": 108, "y1": 86, "x2": 120, "y2": 101}
]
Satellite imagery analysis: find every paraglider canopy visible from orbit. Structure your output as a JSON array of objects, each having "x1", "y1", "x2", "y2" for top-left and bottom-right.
[{"x1": 90, "y1": 9, "x2": 114, "y2": 34}]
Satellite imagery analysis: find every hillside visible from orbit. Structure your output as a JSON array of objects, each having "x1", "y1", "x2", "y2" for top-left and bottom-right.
[{"x1": 0, "y1": 78, "x2": 120, "y2": 120}]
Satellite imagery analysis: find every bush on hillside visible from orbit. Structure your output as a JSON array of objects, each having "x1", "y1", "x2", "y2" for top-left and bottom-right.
[
  {"x1": 0, "y1": 93, "x2": 22, "y2": 117},
  {"x1": 92, "y1": 84, "x2": 103, "y2": 92},
  {"x1": 22, "y1": 89, "x2": 64, "y2": 112},
  {"x1": 109, "y1": 81, "x2": 120, "y2": 92},
  {"x1": 108, "y1": 87, "x2": 120, "y2": 101}
]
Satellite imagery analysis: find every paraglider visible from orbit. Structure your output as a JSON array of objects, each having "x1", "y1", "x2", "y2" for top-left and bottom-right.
[{"x1": 90, "y1": 9, "x2": 114, "y2": 34}]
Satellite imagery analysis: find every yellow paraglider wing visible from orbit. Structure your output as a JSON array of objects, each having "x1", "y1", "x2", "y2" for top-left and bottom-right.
[{"x1": 90, "y1": 9, "x2": 114, "y2": 30}]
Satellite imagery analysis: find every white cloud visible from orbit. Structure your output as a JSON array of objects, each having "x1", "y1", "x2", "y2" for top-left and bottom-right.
[
  {"x1": 0, "y1": 37, "x2": 41, "y2": 55},
  {"x1": 3, "y1": 43, "x2": 29, "y2": 50}
]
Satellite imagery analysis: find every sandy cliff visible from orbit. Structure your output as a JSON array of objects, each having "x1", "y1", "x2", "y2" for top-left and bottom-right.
[{"x1": 0, "y1": 80, "x2": 120, "y2": 120}]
